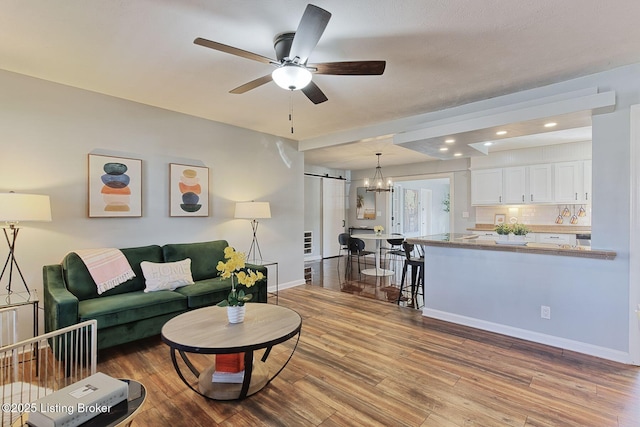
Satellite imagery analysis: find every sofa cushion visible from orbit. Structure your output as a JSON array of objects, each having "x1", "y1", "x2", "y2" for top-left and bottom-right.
[
  {"x1": 78, "y1": 290, "x2": 187, "y2": 329},
  {"x1": 175, "y1": 277, "x2": 267, "y2": 309},
  {"x1": 163, "y1": 240, "x2": 229, "y2": 281},
  {"x1": 174, "y1": 277, "x2": 232, "y2": 309},
  {"x1": 63, "y1": 245, "x2": 164, "y2": 300},
  {"x1": 140, "y1": 258, "x2": 194, "y2": 292}
]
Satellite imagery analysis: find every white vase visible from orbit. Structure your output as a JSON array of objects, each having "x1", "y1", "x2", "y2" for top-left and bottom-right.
[{"x1": 227, "y1": 305, "x2": 246, "y2": 324}]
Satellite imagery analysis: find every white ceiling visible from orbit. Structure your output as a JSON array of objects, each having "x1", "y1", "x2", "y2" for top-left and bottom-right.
[{"x1": 2, "y1": 1, "x2": 639, "y2": 170}]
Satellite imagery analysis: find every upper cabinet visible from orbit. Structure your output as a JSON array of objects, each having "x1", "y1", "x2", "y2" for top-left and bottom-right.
[
  {"x1": 554, "y1": 161, "x2": 591, "y2": 203},
  {"x1": 503, "y1": 164, "x2": 553, "y2": 204},
  {"x1": 503, "y1": 166, "x2": 527, "y2": 204},
  {"x1": 471, "y1": 168, "x2": 503, "y2": 205},
  {"x1": 583, "y1": 160, "x2": 592, "y2": 203},
  {"x1": 528, "y1": 164, "x2": 554, "y2": 203},
  {"x1": 471, "y1": 160, "x2": 590, "y2": 205}
]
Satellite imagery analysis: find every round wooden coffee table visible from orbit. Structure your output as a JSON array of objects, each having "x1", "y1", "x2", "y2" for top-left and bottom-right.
[{"x1": 161, "y1": 303, "x2": 302, "y2": 400}]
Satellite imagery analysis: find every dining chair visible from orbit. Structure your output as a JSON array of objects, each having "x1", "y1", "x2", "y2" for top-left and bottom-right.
[
  {"x1": 348, "y1": 237, "x2": 375, "y2": 281},
  {"x1": 337, "y1": 233, "x2": 351, "y2": 279}
]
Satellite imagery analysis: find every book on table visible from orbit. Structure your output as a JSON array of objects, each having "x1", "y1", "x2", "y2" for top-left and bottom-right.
[{"x1": 213, "y1": 353, "x2": 245, "y2": 383}]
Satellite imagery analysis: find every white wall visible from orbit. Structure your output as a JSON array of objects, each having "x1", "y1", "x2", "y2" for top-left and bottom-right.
[{"x1": 0, "y1": 69, "x2": 306, "y2": 338}]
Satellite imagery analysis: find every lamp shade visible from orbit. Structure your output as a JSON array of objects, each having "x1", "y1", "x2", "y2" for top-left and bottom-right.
[
  {"x1": 234, "y1": 202, "x2": 271, "y2": 219},
  {"x1": 0, "y1": 193, "x2": 52, "y2": 223}
]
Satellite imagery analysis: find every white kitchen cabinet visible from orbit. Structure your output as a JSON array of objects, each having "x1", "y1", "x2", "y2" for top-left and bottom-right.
[
  {"x1": 536, "y1": 233, "x2": 577, "y2": 246},
  {"x1": 471, "y1": 168, "x2": 503, "y2": 205},
  {"x1": 528, "y1": 164, "x2": 553, "y2": 203},
  {"x1": 472, "y1": 231, "x2": 499, "y2": 240},
  {"x1": 583, "y1": 160, "x2": 592, "y2": 203},
  {"x1": 490, "y1": 164, "x2": 553, "y2": 205},
  {"x1": 503, "y1": 167, "x2": 527, "y2": 203},
  {"x1": 554, "y1": 161, "x2": 591, "y2": 203},
  {"x1": 473, "y1": 160, "x2": 590, "y2": 206}
]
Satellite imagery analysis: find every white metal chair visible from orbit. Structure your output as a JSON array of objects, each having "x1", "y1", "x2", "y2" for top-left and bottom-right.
[{"x1": 0, "y1": 315, "x2": 97, "y2": 427}]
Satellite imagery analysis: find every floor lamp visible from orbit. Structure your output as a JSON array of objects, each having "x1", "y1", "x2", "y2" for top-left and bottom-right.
[
  {"x1": 234, "y1": 201, "x2": 271, "y2": 263},
  {"x1": 0, "y1": 193, "x2": 52, "y2": 294}
]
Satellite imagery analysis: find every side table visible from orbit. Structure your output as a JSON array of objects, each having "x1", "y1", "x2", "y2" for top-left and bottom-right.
[
  {"x1": 1, "y1": 290, "x2": 38, "y2": 338},
  {"x1": 248, "y1": 260, "x2": 279, "y2": 304}
]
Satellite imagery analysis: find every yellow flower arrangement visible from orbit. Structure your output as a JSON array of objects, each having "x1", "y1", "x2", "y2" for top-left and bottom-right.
[
  {"x1": 216, "y1": 246, "x2": 264, "y2": 306},
  {"x1": 374, "y1": 225, "x2": 384, "y2": 234}
]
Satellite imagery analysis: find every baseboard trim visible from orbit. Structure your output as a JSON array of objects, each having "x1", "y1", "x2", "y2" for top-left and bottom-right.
[
  {"x1": 422, "y1": 308, "x2": 634, "y2": 365},
  {"x1": 269, "y1": 279, "x2": 306, "y2": 294}
]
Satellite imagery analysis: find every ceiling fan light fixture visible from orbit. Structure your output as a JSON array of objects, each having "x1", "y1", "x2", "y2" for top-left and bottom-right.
[{"x1": 272, "y1": 64, "x2": 312, "y2": 90}]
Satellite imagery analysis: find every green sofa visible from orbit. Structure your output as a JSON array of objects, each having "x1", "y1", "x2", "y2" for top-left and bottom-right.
[{"x1": 43, "y1": 240, "x2": 267, "y2": 350}]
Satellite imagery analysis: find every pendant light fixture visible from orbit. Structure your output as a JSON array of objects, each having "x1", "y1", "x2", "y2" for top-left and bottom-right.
[{"x1": 364, "y1": 153, "x2": 393, "y2": 192}]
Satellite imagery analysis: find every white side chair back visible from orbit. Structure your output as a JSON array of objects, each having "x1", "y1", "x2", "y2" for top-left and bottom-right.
[{"x1": 0, "y1": 319, "x2": 97, "y2": 427}]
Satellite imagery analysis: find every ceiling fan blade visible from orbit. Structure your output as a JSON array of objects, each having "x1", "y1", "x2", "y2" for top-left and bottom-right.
[
  {"x1": 309, "y1": 60, "x2": 386, "y2": 75},
  {"x1": 301, "y1": 81, "x2": 328, "y2": 104},
  {"x1": 230, "y1": 74, "x2": 273, "y2": 94},
  {"x1": 194, "y1": 37, "x2": 276, "y2": 65},
  {"x1": 289, "y1": 4, "x2": 331, "y2": 64}
]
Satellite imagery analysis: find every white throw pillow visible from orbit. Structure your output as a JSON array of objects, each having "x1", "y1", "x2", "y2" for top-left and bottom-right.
[{"x1": 140, "y1": 258, "x2": 194, "y2": 292}]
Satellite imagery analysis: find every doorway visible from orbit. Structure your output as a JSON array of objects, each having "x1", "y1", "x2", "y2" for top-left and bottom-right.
[{"x1": 391, "y1": 176, "x2": 451, "y2": 237}]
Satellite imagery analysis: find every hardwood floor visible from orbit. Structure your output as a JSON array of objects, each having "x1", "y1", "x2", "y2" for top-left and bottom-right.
[{"x1": 98, "y1": 258, "x2": 640, "y2": 426}]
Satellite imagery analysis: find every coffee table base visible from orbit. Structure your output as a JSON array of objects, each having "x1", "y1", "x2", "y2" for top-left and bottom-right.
[{"x1": 198, "y1": 362, "x2": 269, "y2": 400}]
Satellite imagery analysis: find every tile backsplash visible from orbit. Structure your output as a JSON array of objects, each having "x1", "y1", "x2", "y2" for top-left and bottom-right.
[{"x1": 476, "y1": 205, "x2": 591, "y2": 226}]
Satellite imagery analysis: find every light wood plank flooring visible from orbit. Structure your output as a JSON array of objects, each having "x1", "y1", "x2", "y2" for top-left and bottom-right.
[{"x1": 98, "y1": 258, "x2": 640, "y2": 426}]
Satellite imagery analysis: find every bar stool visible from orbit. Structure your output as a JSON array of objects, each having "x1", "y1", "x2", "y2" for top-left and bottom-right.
[
  {"x1": 397, "y1": 242, "x2": 424, "y2": 308},
  {"x1": 383, "y1": 235, "x2": 405, "y2": 284}
]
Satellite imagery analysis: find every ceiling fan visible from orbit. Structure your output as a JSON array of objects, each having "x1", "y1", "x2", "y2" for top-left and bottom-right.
[{"x1": 194, "y1": 3, "x2": 386, "y2": 104}]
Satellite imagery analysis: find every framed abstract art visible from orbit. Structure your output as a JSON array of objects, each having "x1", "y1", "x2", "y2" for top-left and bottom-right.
[
  {"x1": 88, "y1": 154, "x2": 142, "y2": 217},
  {"x1": 169, "y1": 163, "x2": 209, "y2": 217}
]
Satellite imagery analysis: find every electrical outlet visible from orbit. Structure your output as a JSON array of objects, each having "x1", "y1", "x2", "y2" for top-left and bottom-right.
[{"x1": 541, "y1": 305, "x2": 551, "y2": 319}]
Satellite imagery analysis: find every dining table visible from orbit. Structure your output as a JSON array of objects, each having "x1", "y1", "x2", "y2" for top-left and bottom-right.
[{"x1": 350, "y1": 233, "x2": 402, "y2": 281}]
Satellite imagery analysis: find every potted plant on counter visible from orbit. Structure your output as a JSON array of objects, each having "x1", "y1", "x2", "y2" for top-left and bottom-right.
[
  {"x1": 511, "y1": 223, "x2": 530, "y2": 242},
  {"x1": 494, "y1": 223, "x2": 511, "y2": 241}
]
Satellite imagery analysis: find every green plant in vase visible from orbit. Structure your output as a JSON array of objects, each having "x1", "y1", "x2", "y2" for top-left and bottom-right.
[
  {"x1": 494, "y1": 223, "x2": 511, "y2": 235},
  {"x1": 511, "y1": 223, "x2": 530, "y2": 236}
]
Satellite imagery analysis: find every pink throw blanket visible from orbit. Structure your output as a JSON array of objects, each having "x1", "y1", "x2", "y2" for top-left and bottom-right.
[{"x1": 74, "y1": 248, "x2": 136, "y2": 295}]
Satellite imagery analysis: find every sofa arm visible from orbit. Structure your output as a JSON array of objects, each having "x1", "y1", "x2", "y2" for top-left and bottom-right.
[
  {"x1": 43, "y1": 264, "x2": 79, "y2": 333},
  {"x1": 245, "y1": 263, "x2": 268, "y2": 303}
]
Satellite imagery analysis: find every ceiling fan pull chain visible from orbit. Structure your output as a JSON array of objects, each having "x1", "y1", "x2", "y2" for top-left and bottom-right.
[{"x1": 289, "y1": 91, "x2": 294, "y2": 134}]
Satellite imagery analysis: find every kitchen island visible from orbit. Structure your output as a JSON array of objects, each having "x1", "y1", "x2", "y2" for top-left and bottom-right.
[
  {"x1": 405, "y1": 233, "x2": 624, "y2": 363},
  {"x1": 407, "y1": 233, "x2": 616, "y2": 260}
]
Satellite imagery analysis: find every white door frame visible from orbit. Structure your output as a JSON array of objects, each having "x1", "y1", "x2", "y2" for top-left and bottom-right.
[{"x1": 629, "y1": 104, "x2": 640, "y2": 364}]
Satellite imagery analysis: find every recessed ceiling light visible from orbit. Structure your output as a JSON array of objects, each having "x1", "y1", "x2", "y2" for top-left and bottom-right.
[
  {"x1": 483, "y1": 142, "x2": 493, "y2": 146},
  {"x1": 439, "y1": 147, "x2": 449, "y2": 152},
  {"x1": 496, "y1": 130, "x2": 507, "y2": 136},
  {"x1": 544, "y1": 122, "x2": 557, "y2": 128},
  {"x1": 454, "y1": 153, "x2": 462, "y2": 157},
  {"x1": 445, "y1": 139, "x2": 455, "y2": 144}
]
